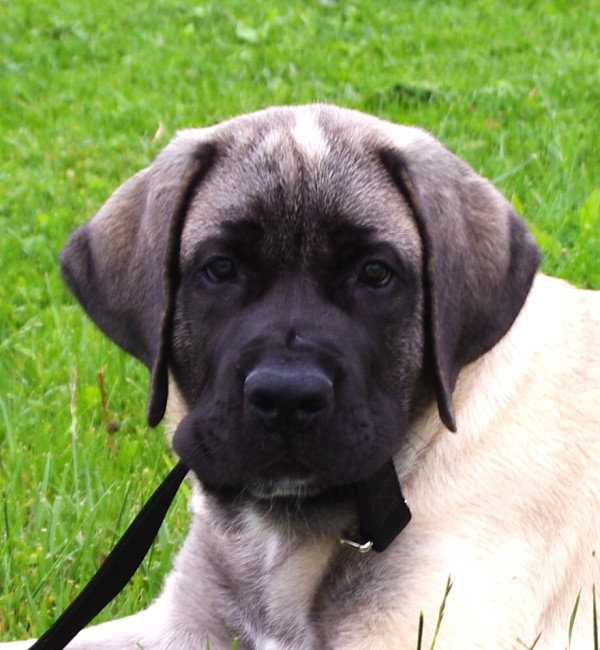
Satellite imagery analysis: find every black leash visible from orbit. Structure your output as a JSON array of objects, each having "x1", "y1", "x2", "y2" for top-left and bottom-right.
[
  {"x1": 28, "y1": 458, "x2": 410, "y2": 649},
  {"x1": 29, "y1": 461, "x2": 188, "y2": 650}
]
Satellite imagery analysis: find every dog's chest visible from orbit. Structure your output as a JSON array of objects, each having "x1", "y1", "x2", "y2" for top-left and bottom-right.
[
  {"x1": 215, "y1": 517, "x2": 397, "y2": 650},
  {"x1": 221, "y1": 524, "x2": 338, "y2": 649}
]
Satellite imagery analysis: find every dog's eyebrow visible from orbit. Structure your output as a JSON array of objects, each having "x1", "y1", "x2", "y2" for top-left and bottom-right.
[
  {"x1": 183, "y1": 219, "x2": 266, "y2": 270},
  {"x1": 217, "y1": 218, "x2": 265, "y2": 244},
  {"x1": 327, "y1": 222, "x2": 382, "y2": 262}
]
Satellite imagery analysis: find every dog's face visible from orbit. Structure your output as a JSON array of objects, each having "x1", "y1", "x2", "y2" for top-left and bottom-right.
[
  {"x1": 168, "y1": 117, "x2": 425, "y2": 500},
  {"x1": 60, "y1": 105, "x2": 540, "y2": 514}
]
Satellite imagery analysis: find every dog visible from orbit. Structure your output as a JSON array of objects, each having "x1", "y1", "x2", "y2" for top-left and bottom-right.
[{"x1": 3, "y1": 105, "x2": 599, "y2": 650}]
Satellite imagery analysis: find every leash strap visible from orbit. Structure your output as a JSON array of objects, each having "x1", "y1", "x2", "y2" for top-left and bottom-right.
[
  {"x1": 30, "y1": 461, "x2": 188, "y2": 650},
  {"x1": 28, "y1": 458, "x2": 407, "y2": 648},
  {"x1": 354, "y1": 459, "x2": 412, "y2": 553}
]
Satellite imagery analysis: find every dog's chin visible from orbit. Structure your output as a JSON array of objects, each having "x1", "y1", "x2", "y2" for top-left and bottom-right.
[
  {"x1": 201, "y1": 466, "x2": 358, "y2": 536},
  {"x1": 245, "y1": 479, "x2": 358, "y2": 540}
]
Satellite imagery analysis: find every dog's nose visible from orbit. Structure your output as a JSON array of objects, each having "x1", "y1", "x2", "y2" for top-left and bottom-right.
[{"x1": 244, "y1": 365, "x2": 333, "y2": 428}]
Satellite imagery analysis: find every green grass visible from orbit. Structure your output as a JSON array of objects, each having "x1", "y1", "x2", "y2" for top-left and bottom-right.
[{"x1": 1, "y1": 0, "x2": 599, "y2": 642}]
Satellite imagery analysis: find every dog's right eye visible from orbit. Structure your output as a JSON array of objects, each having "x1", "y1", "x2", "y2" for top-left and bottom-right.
[
  {"x1": 203, "y1": 257, "x2": 238, "y2": 283},
  {"x1": 357, "y1": 260, "x2": 393, "y2": 288}
]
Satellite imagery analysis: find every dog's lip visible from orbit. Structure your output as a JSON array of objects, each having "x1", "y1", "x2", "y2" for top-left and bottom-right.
[
  {"x1": 246, "y1": 459, "x2": 324, "y2": 499},
  {"x1": 246, "y1": 475, "x2": 324, "y2": 500}
]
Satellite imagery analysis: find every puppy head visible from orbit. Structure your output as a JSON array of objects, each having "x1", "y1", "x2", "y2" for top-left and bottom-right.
[{"x1": 61, "y1": 105, "x2": 540, "y2": 506}]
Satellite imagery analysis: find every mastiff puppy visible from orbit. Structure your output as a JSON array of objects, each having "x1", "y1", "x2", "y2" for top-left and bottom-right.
[{"x1": 4, "y1": 105, "x2": 600, "y2": 649}]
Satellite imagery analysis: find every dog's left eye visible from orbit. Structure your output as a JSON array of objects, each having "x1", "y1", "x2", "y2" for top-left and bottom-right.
[
  {"x1": 357, "y1": 261, "x2": 393, "y2": 288},
  {"x1": 203, "y1": 257, "x2": 238, "y2": 283}
]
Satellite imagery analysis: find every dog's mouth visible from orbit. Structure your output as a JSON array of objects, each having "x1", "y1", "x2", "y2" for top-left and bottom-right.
[
  {"x1": 179, "y1": 425, "x2": 367, "y2": 537},
  {"x1": 244, "y1": 460, "x2": 325, "y2": 500},
  {"x1": 246, "y1": 476, "x2": 323, "y2": 500}
]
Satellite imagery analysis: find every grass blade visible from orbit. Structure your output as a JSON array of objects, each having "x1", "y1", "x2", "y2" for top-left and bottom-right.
[
  {"x1": 430, "y1": 576, "x2": 452, "y2": 650},
  {"x1": 416, "y1": 611, "x2": 424, "y2": 650},
  {"x1": 567, "y1": 590, "x2": 581, "y2": 649},
  {"x1": 593, "y1": 584, "x2": 598, "y2": 650}
]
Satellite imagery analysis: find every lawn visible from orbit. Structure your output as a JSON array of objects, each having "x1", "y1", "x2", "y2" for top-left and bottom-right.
[{"x1": 1, "y1": 0, "x2": 599, "y2": 642}]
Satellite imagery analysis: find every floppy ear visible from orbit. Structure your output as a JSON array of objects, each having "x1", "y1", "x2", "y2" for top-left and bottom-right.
[
  {"x1": 381, "y1": 142, "x2": 541, "y2": 431},
  {"x1": 60, "y1": 136, "x2": 216, "y2": 427}
]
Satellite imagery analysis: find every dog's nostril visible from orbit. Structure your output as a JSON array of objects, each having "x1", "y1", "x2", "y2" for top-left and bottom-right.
[
  {"x1": 247, "y1": 390, "x2": 278, "y2": 417},
  {"x1": 298, "y1": 394, "x2": 329, "y2": 414},
  {"x1": 244, "y1": 366, "x2": 333, "y2": 426}
]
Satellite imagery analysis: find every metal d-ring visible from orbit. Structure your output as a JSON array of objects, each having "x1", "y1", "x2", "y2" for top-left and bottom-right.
[{"x1": 339, "y1": 537, "x2": 374, "y2": 553}]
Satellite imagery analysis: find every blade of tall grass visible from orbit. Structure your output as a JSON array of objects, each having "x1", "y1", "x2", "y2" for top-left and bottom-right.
[{"x1": 430, "y1": 577, "x2": 452, "y2": 650}]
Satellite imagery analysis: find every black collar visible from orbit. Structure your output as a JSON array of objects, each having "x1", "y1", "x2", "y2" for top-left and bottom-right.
[{"x1": 342, "y1": 459, "x2": 412, "y2": 553}]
